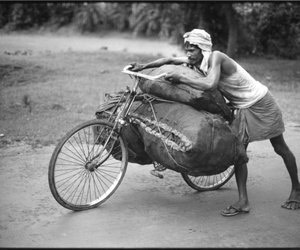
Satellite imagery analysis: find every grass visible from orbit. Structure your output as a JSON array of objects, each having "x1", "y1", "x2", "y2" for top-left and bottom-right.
[
  {"x1": 238, "y1": 57, "x2": 300, "y2": 92},
  {"x1": 0, "y1": 49, "x2": 299, "y2": 148}
]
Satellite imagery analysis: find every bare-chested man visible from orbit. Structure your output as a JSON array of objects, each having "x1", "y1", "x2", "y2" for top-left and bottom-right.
[{"x1": 130, "y1": 28, "x2": 300, "y2": 216}]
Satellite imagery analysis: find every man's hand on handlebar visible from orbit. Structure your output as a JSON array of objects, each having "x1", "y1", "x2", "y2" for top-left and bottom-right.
[
  {"x1": 129, "y1": 63, "x2": 145, "y2": 72},
  {"x1": 122, "y1": 65, "x2": 167, "y2": 81}
]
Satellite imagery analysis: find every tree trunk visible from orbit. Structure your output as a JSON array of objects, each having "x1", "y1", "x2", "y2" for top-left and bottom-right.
[
  {"x1": 197, "y1": 4, "x2": 206, "y2": 28},
  {"x1": 223, "y1": 4, "x2": 238, "y2": 58}
]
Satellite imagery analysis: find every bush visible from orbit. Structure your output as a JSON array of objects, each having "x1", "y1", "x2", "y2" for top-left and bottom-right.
[
  {"x1": 235, "y1": 3, "x2": 300, "y2": 59},
  {"x1": 1, "y1": 3, "x2": 50, "y2": 30}
]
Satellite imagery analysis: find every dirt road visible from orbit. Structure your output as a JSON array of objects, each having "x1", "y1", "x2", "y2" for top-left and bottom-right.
[
  {"x1": 0, "y1": 34, "x2": 299, "y2": 248},
  {"x1": 0, "y1": 123, "x2": 299, "y2": 248},
  {"x1": 0, "y1": 32, "x2": 184, "y2": 57}
]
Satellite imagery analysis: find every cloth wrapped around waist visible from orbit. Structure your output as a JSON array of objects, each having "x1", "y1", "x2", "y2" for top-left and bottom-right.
[{"x1": 231, "y1": 91, "x2": 285, "y2": 144}]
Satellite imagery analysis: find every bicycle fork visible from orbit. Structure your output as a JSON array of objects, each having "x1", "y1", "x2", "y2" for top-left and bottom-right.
[{"x1": 85, "y1": 88, "x2": 137, "y2": 171}]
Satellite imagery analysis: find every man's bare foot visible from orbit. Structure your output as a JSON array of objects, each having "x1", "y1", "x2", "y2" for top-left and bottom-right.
[
  {"x1": 281, "y1": 187, "x2": 300, "y2": 210},
  {"x1": 281, "y1": 200, "x2": 300, "y2": 210}
]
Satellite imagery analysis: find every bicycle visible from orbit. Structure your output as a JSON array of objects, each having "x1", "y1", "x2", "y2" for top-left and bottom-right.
[{"x1": 48, "y1": 65, "x2": 235, "y2": 211}]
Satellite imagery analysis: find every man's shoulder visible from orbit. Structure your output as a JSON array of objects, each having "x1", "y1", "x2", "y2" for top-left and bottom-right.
[
  {"x1": 209, "y1": 50, "x2": 226, "y2": 66},
  {"x1": 211, "y1": 50, "x2": 234, "y2": 65},
  {"x1": 212, "y1": 50, "x2": 227, "y2": 58},
  {"x1": 211, "y1": 51, "x2": 237, "y2": 74}
]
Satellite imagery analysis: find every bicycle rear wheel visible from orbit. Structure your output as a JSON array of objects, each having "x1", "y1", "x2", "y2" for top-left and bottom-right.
[
  {"x1": 48, "y1": 119, "x2": 128, "y2": 211},
  {"x1": 181, "y1": 165, "x2": 235, "y2": 191}
]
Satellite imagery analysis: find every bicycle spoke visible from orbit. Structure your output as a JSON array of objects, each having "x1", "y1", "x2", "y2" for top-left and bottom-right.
[
  {"x1": 57, "y1": 156, "x2": 84, "y2": 166},
  {"x1": 81, "y1": 128, "x2": 90, "y2": 152},
  {"x1": 70, "y1": 172, "x2": 93, "y2": 204},
  {"x1": 183, "y1": 165, "x2": 234, "y2": 191},
  {"x1": 75, "y1": 131, "x2": 88, "y2": 160},
  {"x1": 95, "y1": 170, "x2": 112, "y2": 189},
  {"x1": 59, "y1": 151, "x2": 85, "y2": 165},
  {"x1": 93, "y1": 169, "x2": 107, "y2": 193},
  {"x1": 66, "y1": 140, "x2": 87, "y2": 163},
  {"x1": 88, "y1": 172, "x2": 94, "y2": 204},
  {"x1": 86, "y1": 125, "x2": 103, "y2": 159},
  {"x1": 96, "y1": 169, "x2": 116, "y2": 185},
  {"x1": 49, "y1": 120, "x2": 127, "y2": 210},
  {"x1": 55, "y1": 167, "x2": 83, "y2": 171},
  {"x1": 76, "y1": 171, "x2": 89, "y2": 205},
  {"x1": 59, "y1": 171, "x2": 86, "y2": 202},
  {"x1": 91, "y1": 172, "x2": 102, "y2": 199},
  {"x1": 54, "y1": 168, "x2": 83, "y2": 178},
  {"x1": 56, "y1": 169, "x2": 83, "y2": 186},
  {"x1": 56, "y1": 169, "x2": 85, "y2": 191},
  {"x1": 97, "y1": 168, "x2": 119, "y2": 180}
]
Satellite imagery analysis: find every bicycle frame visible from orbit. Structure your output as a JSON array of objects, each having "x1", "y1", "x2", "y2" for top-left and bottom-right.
[
  {"x1": 87, "y1": 65, "x2": 166, "y2": 169},
  {"x1": 112, "y1": 65, "x2": 167, "y2": 131}
]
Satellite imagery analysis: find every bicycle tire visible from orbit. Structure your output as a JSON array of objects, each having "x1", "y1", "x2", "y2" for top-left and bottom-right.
[
  {"x1": 181, "y1": 165, "x2": 235, "y2": 191},
  {"x1": 48, "y1": 119, "x2": 128, "y2": 211}
]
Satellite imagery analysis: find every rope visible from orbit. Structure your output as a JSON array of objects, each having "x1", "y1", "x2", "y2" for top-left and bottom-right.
[
  {"x1": 97, "y1": 91, "x2": 190, "y2": 171},
  {"x1": 147, "y1": 99, "x2": 189, "y2": 172},
  {"x1": 140, "y1": 93, "x2": 176, "y2": 104}
]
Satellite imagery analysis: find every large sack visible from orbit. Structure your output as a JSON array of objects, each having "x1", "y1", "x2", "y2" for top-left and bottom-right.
[
  {"x1": 139, "y1": 65, "x2": 233, "y2": 122},
  {"x1": 95, "y1": 97, "x2": 248, "y2": 176},
  {"x1": 126, "y1": 100, "x2": 248, "y2": 176}
]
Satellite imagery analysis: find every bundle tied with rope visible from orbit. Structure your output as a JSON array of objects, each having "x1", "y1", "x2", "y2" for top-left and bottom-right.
[
  {"x1": 138, "y1": 64, "x2": 233, "y2": 122},
  {"x1": 127, "y1": 99, "x2": 247, "y2": 176},
  {"x1": 96, "y1": 93, "x2": 248, "y2": 176}
]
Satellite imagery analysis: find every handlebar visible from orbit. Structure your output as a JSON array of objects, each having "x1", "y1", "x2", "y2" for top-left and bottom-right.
[{"x1": 122, "y1": 65, "x2": 166, "y2": 81}]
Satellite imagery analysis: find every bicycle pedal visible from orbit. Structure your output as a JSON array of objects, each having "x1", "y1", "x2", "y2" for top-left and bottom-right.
[
  {"x1": 153, "y1": 162, "x2": 167, "y2": 172},
  {"x1": 150, "y1": 170, "x2": 164, "y2": 179}
]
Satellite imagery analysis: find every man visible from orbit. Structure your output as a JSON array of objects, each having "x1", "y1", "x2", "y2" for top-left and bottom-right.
[{"x1": 130, "y1": 28, "x2": 300, "y2": 216}]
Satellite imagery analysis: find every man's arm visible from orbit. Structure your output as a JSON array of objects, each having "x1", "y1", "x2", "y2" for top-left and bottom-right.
[
  {"x1": 131, "y1": 57, "x2": 188, "y2": 71},
  {"x1": 166, "y1": 51, "x2": 223, "y2": 91}
]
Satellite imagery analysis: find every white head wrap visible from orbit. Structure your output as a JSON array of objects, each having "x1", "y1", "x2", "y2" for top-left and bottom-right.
[{"x1": 183, "y1": 29, "x2": 212, "y2": 75}]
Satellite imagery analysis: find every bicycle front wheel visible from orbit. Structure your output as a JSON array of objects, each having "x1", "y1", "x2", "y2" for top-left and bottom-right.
[{"x1": 48, "y1": 119, "x2": 128, "y2": 211}]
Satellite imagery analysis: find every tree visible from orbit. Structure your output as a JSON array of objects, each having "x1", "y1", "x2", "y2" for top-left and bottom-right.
[
  {"x1": 256, "y1": 3, "x2": 300, "y2": 58},
  {"x1": 222, "y1": 4, "x2": 238, "y2": 57},
  {"x1": 2, "y1": 3, "x2": 50, "y2": 30},
  {"x1": 47, "y1": 3, "x2": 77, "y2": 27},
  {"x1": 73, "y1": 3, "x2": 104, "y2": 32},
  {"x1": 1, "y1": 2, "x2": 298, "y2": 58},
  {"x1": 105, "y1": 3, "x2": 132, "y2": 31},
  {"x1": 0, "y1": 3, "x2": 13, "y2": 27},
  {"x1": 129, "y1": 3, "x2": 162, "y2": 37},
  {"x1": 235, "y1": 2, "x2": 300, "y2": 58}
]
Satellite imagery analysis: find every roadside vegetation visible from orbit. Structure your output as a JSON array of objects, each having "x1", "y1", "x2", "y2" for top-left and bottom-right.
[
  {"x1": 0, "y1": 2, "x2": 299, "y2": 59},
  {"x1": 0, "y1": 49, "x2": 299, "y2": 148},
  {"x1": 0, "y1": 2, "x2": 299, "y2": 148}
]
